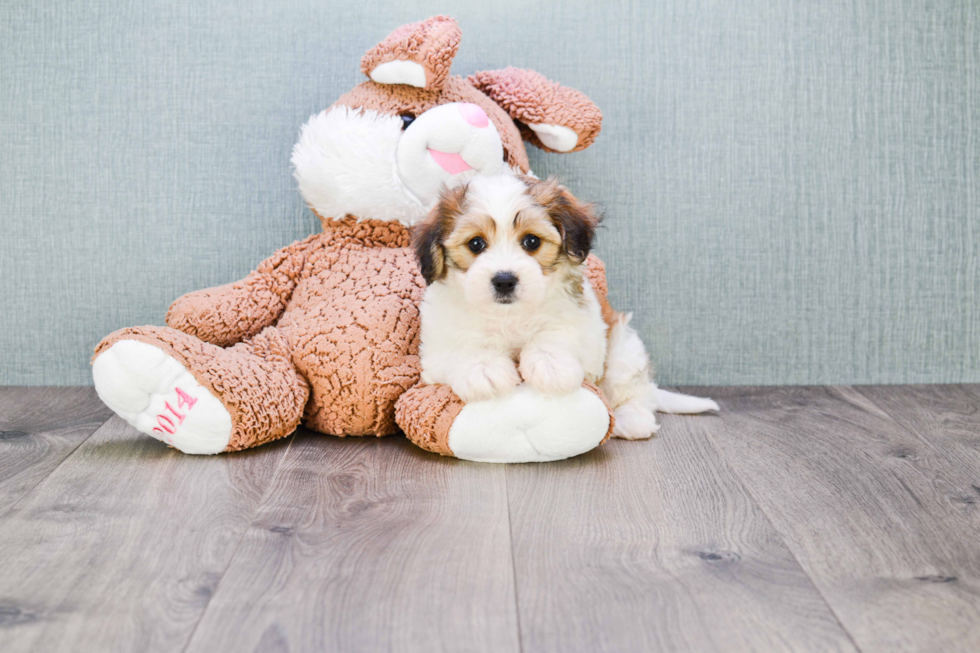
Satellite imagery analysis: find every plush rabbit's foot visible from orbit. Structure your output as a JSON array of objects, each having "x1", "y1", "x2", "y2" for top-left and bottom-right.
[
  {"x1": 397, "y1": 382, "x2": 614, "y2": 463},
  {"x1": 449, "y1": 384, "x2": 609, "y2": 462},
  {"x1": 93, "y1": 339, "x2": 232, "y2": 454}
]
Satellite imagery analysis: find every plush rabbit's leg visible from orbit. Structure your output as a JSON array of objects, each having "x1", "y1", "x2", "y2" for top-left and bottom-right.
[
  {"x1": 396, "y1": 382, "x2": 614, "y2": 463},
  {"x1": 92, "y1": 325, "x2": 308, "y2": 454}
]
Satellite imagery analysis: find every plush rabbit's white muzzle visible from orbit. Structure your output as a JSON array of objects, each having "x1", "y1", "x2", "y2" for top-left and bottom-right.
[{"x1": 397, "y1": 102, "x2": 504, "y2": 205}]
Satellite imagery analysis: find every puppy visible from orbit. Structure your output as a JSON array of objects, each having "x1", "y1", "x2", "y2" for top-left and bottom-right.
[{"x1": 413, "y1": 174, "x2": 708, "y2": 440}]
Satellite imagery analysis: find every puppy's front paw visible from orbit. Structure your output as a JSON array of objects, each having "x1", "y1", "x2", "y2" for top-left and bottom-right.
[
  {"x1": 451, "y1": 358, "x2": 521, "y2": 403},
  {"x1": 519, "y1": 349, "x2": 584, "y2": 396}
]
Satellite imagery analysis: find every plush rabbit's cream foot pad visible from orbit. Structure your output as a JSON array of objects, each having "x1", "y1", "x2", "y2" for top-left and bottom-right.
[
  {"x1": 448, "y1": 384, "x2": 610, "y2": 463},
  {"x1": 92, "y1": 339, "x2": 232, "y2": 454}
]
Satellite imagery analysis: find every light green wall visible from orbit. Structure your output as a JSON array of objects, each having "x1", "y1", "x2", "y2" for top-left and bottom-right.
[{"x1": 2, "y1": 0, "x2": 977, "y2": 385}]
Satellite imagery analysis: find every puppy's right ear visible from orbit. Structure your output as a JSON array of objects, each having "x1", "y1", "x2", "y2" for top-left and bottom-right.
[
  {"x1": 412, "y1": 184, "x2": 467, "y2": 285},
  {"x1": 413, "y1": 216, "x2": 446, "y2": 285},
  {"x1": 524, "y1": 176, "x2": 599, "y2": 264}
]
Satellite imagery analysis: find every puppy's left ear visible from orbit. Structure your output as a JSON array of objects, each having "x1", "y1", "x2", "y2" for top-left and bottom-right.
[
  {"x1": 412, "y1": 184, "x2": 467, "y2": 284},
  {"x1": 469, "y1": 68, "x2": 602, "y2": 153},
  {"x1": 525, "y1": 176, "x2": 599, "y2": 263}
]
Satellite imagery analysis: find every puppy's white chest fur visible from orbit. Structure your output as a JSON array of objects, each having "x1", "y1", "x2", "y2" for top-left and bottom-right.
[{"x1": 419, "y1": 272, "x2": 608, "y2": 400}]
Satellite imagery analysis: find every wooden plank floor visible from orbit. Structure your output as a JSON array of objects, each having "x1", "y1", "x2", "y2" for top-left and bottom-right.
[{"x1": 0, "y1": 385, "x2": 977, "y2": 652}]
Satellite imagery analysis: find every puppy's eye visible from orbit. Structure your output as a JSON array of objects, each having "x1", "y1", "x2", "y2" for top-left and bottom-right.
[
  {"x1": 522, "y1": 234, "x2": 541, "y2": 252},
  {"x1": 467, "y1": 237, "x2": 486, "y2": 254},
  {"x1": 400, "y1": 114, "x2": 416, "y2": 130}
]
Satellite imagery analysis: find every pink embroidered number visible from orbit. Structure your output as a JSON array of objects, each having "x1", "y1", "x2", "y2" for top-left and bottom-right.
[
  {"x1": 152, "y1": 387, "x2": 197, "y2": 436},
  {"x1": 176, "y1": 387, "x2": 197, "y2": 410},
  {"x1": 156, "y1": 414, "x2": 176, "y2": 434}
]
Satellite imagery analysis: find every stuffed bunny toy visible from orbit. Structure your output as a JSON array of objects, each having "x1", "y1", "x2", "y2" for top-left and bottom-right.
[{"x1": 92, "y1": 16, "x2": 710, "y2": 462}]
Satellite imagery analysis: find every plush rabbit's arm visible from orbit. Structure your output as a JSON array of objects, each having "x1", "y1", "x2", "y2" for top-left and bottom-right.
[{"x1": 166, "y1": 234, "x2": 319, "y2": 347}]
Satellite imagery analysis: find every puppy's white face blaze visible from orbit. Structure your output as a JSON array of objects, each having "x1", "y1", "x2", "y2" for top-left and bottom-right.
[{"x1": 442, "y1": 175, "x2": 566, "y2": 309}]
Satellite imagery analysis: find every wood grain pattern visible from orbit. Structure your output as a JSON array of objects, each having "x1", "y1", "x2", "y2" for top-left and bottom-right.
[
  {"x1": 855, "y1": 384, "x2": 980, "y2": 505},
  {"x1": 0, "y1": 387, "x2": 112, "y2": 515},
  {"x1": 184, "y1": 431, "x2": 520, "y2": 653},
  {"x1": 696, "y1": 386, "x2": 980, "y2": 653},
  {"x1": 0, "y1": 416, "x2": 292, "y2": 653},
  {"x1": 4, "y1": 386, "x2": 980, "y2": 652},
  {"x1": 505, "y1": 413, "x2": 858, "y2": 653}
]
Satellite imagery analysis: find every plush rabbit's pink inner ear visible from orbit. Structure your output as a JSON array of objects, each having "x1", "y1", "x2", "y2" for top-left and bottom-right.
[
  {"x1": 468, "y1": 67, "x2": 603, "y2": 153},
  {"x1": 361, "y1": 16, "x2": 461, "y2": 91}
]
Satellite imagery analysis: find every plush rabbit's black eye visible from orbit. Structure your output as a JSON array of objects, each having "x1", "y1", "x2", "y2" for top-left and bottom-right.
[
  {"x1": 401, "y1": 114, "x2": 416, "y2": 130},
  {"x1": 522, "y1": 234, "x2": 541, "y2": 251},
  {"x1": 467, "y1": 237, "x2": 486, "y2": 254}
]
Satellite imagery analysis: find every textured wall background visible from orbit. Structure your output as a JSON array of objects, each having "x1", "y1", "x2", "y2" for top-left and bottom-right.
[{"x1": 2, "y1": 0, "x2": 978, "y2": 386}]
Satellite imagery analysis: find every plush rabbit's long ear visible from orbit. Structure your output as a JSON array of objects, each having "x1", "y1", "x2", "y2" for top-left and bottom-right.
[
  {"x1": 468, "y1": 67, "x2": 602, "y2": 153},
  {"x1": 361, "y1": 16, "x2": 461, "y2": 91}
]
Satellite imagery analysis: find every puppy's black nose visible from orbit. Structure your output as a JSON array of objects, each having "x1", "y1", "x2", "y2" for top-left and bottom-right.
[{"x1": 491, "y1": 271, "x2": 518, "y2": 295}]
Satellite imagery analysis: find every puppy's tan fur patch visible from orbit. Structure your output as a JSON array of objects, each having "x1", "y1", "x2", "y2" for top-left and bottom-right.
[
  {"x1": 443, "y1": 212, "x2": 496, "y2": 272},
  {"x1": 513, "y1": 207, "x2": 564, "y2": 272}
]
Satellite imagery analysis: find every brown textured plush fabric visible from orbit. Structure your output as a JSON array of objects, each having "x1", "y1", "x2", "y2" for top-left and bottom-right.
[
  {"x1": 360, "y1": 15, "x2": 461, "y2": 91},
  {"x1": 395, "y1": 383, "x2": 462, "y2": 456},
  {"x1": 468, "y1": 67, "x2": 603, "y2": 152},
  {"x1": 94, "y1": 325, "x2": 309, "y2": 452},
  {"x1": 335, "y1": 77, "x2": 531, "y2": 173},
  {"x1": 277, "y1": 218, "x2": 423, "y2": 436},
  {"x1": 583, "y1": 254, "x2": 620, "y2": 329},
  {"x1": 166, "y1": 234, "x2": 320, "y2": 347}
]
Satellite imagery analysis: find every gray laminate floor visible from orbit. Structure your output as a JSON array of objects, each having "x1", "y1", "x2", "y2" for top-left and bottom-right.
[{"x1": 1, "y1": 385, "x2": 978, "y2": 652}]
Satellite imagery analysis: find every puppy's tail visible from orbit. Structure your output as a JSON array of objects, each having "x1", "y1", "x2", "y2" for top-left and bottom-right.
[
  {"x1": 652, "y1": 388, "x2": 719, "y2": 414},
  {"x1": 603, "y1": 311, "x2": 719, "y2": 415}
]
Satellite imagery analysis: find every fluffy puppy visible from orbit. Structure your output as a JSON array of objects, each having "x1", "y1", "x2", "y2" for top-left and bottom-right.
[
  {"x1": 413, "y1": 174, "x2": 607, "y2": 406},
  {"x1": 414, "y1": 174, "x2": 719, "y2": 440},
  {"x1": 414, "y1": 174, "x2": 721, "y2": 439}
]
